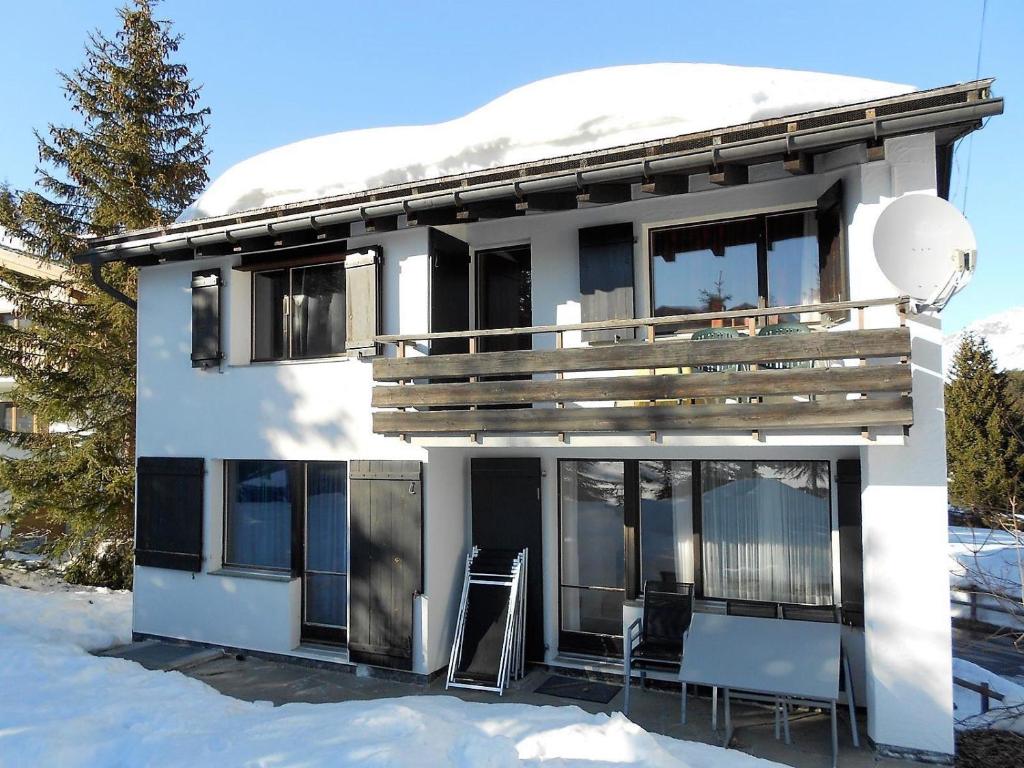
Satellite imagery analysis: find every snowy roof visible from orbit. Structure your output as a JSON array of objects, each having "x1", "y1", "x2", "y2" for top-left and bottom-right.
[{"x1": 181, "y1": 63, "x2": 914, "y2": 222}]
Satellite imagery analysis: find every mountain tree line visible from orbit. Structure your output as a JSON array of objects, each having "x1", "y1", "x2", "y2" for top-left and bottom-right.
[{"x1": 0, "y1": 0, "x2": 209, "y2": 587}]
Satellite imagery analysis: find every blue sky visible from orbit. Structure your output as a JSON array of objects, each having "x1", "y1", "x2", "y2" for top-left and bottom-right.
[{"x1": 1, "y1": 0, "x2": 1019, "y2": 332}]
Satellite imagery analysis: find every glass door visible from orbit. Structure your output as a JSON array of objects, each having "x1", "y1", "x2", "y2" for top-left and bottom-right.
[
  {"x1": 559, "y1": 460, "x2": 626, "y2": 656},
  {"x1": 302, "y1": 462, "x2": 349, "y2": 645}
]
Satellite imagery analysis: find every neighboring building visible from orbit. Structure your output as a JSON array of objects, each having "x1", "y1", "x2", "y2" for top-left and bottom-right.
[
  {"x1": 76, "y1": 65, "x2": 1002, "y2": 762},
  {"x1": 0, "y1": 241, "x2": 64, "y2": 544}
]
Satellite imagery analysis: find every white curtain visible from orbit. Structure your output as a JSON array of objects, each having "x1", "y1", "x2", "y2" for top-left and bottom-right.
[{"x1": 701, "y1": 461, "x2": 832, "y2": 604}]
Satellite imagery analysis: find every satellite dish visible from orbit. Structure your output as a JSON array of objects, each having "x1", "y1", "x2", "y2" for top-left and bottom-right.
[{"x1": 873, "y1": 194, "x2": 977, "y2": 311}]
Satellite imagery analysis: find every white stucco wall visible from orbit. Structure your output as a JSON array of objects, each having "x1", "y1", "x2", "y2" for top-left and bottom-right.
[{"x1": 133, "y1": 134, "x2": 952, "y2": 754}]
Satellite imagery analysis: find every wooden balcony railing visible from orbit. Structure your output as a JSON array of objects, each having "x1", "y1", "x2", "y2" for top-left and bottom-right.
[{"x1": 371, "y1": 297, "x2": 913, "y2": 438}]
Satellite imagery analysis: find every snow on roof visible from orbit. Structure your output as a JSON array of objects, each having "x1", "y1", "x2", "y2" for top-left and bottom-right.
[{"x1": 180, "y1": 63, "x2": 913, "y2": 222}]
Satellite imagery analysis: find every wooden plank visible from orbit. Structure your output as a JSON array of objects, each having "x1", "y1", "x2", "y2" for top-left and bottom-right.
[
  {"x1": 373, "y1": 397, "x2": 914, "y2": 435},
  {"x1": 373, "y1": 327, "x2": 911, "y2": 381},
  {"x1": 375, "y1": 296, "x2": 905, "y2": 344},
  {"x1": 372, "y1": 364, "x2": 912, "y2": 408}
]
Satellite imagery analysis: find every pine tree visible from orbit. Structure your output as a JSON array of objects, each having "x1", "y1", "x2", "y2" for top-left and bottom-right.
[
  {"x1": 0, "y1": 0, "x2": 209, "y2": 586},
  {"x1": 946, "y1": 333, "x2": 1024, "y2": 527}
]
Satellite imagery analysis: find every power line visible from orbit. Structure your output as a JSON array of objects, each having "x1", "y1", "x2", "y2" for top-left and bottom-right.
[{"x1": 961, "y1": 0, "x2": 988, "y2": 215}]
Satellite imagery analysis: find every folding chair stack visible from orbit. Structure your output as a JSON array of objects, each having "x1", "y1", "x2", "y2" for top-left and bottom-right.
[{"x1": 446, "y1": 546, "x2": 528, "y2": 695}]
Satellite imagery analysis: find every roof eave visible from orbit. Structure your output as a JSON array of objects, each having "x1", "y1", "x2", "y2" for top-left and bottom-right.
[{"x1": 77, "y1": 78, "x2": 1002, "y2": 266}]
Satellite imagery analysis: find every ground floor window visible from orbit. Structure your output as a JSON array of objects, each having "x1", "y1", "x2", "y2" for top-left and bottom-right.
[
  {"x1": 224, "y1": 460, "x2": 296, "y2": 571},
  {"x1": 223, "y1": 460, "x2": 350, "y2": 639},
  {"x1": 700, "y1": 460, "x2": 832, "y2": 605},
  {"x1": 558, "y1": 458, "x2": 833, "y2": 652}
]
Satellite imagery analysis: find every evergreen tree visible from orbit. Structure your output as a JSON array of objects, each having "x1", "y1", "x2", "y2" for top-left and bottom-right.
[
  {"x1": 0, "y1": 0, "x2": 209, "y2": 586},
  {"x1": 946, "y1": 333, "x2": 1024, "y2": 526}
]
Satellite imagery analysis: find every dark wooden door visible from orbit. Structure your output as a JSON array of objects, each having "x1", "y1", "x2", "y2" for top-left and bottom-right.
[
  {"x1": 349, "y1": 460, "x2": 423, "y2": 669},
  {"x1": 471, "y1": 457, "x2": 544, "y2": 662}
]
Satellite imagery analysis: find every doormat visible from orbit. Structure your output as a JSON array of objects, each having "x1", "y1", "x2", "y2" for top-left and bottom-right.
[{"x1": 533, "y1": 675, "x2": 621, "y2": 704}]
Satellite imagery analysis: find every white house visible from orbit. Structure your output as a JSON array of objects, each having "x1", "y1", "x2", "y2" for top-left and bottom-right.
[{"x1": 76, "y1": 65, "x2": 1002, "y2": 762}]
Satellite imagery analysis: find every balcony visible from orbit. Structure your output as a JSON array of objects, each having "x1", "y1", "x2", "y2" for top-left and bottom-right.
[{"x1": 371, "y1": 298, "x2": 913, "y2": 439}]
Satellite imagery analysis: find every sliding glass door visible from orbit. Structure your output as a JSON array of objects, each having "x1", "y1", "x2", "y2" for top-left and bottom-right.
[
  {"x1": 557, "y1": 457, "x2": 832, "y2": 658},
  {"x1": 559, "y1": 460, "x2": 626, "y2": 655}
]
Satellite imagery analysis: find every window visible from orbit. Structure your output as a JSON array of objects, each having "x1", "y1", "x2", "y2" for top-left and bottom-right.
[
  {"x1": 650, "y1": 207, "x2": 845, "y2": 332},
  {"x1": 223, "y1": 457, "x2": 350, "y2": 640},
  {"x1": 252, "y1": 261, "x2": 346, "y2": 361},
  {"x1": 558, "y1": 458, "x2": 833, "y2": 655},
  {"x1": 1, "y1": 402, "x2": 35, "y2": 433},
  {"x1": 651, "y1": 218, "x2": 760, "y2": 327},
  {"x1": 225, "y1": 460, "x2": 296, "y2": 570},
  {"x1": 639, "y1": 460, "x2": 693, "y2": 587},
  {"x1": 304, "y1": 462, "x2": 349, "y2": 630},
  {"x1": 700, "y1": 460, "x2": 832, "y2": 604},
  {"x1": 560, "y1": 461, "x2": 626, "y2": 640}
]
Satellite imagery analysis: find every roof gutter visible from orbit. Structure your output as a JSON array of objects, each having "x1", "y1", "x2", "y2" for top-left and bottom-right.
[
  {"x1": 89, "y1": 257, "x2": 137, "y2": 310},
  {"x1": 76, "y1": 90, "x2": 1003, "y2": 266}
]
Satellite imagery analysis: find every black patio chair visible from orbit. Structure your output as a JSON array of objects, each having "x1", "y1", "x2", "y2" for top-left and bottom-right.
[{"x1": 623, "y1": 581, "x2": 694, "y2": 716}]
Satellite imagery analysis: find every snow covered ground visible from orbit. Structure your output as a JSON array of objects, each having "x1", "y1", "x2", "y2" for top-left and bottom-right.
[
  {"x1": 181, "y1": 63, "x2": 912, "y2": 221},
  {"x1": 950, "y1": 526, "x2": 1024, "y2": 596},
  {"x1": 0, "y1": 584, "x2": 783, "y2": 768},
  {"x1": 954, "y1": 657, "x2": 1024, "y2": 733}
]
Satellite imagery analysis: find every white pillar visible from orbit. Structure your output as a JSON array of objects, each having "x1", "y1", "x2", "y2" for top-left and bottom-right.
[
  {"x1": 851, "y1": 132, "x2": 953, "y2": 759},
  {"x1": 860, "y1": 312, "x2": 953, "y2": 758}
]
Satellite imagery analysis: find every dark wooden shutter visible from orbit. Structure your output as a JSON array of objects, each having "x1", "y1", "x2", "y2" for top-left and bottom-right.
[
  {"x1": 136, "y1": 457, "x2": 205, "y2": 572},
  {"x1": 349, "y1": 460, "x2": 422, "y2": 669},
  {"x1": 191, "y1": 270, "x2": 222, "y2": 368},
  {"x1": 345, "y1": 248, "x2": 382, "y2": 357},
  {"x1": 816, "y1": 182, "x2": 849, "y2": 324},
  {"x1": 429, "y1": 229, "x2": 470, "y2": 357},
  {"x1": 837, "y1": 459, "x2": 864, "y2": 627},
  {"x1": 578, "y1": 223, "x2": 636, "y2": 342}
]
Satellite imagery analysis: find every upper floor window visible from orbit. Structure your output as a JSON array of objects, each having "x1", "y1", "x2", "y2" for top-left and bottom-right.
[
  {"x1": 650, "y1": 202, "x2": 845, "y2": 332},
  {"x1": 252, "y1": 262, "x2": 347, "y2": 361}
]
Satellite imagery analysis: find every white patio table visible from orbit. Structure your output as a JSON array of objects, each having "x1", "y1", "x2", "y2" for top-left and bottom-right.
[{"x1": 678, "y1": 612, "x2": 857, "y2": 768}]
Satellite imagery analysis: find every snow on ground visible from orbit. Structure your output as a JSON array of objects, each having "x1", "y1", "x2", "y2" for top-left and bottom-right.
[
  {"x1": 181, "y1": 63, "x2": 912, "y2": 221},
  {"x1": 950, "y1": 526, "x2": 1024, "y2": 596},
  {"x1": 954, "y1": 657, "x2": 1024, "y2": 733},
  {"x1": 0, "y1": 584, "x2": 783, "y2": 768}
]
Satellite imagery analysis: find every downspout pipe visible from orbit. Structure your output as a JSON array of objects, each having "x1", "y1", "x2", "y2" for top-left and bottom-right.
[{"x1": 89, "y1": 256, "x2": 137, "y2": 310}]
